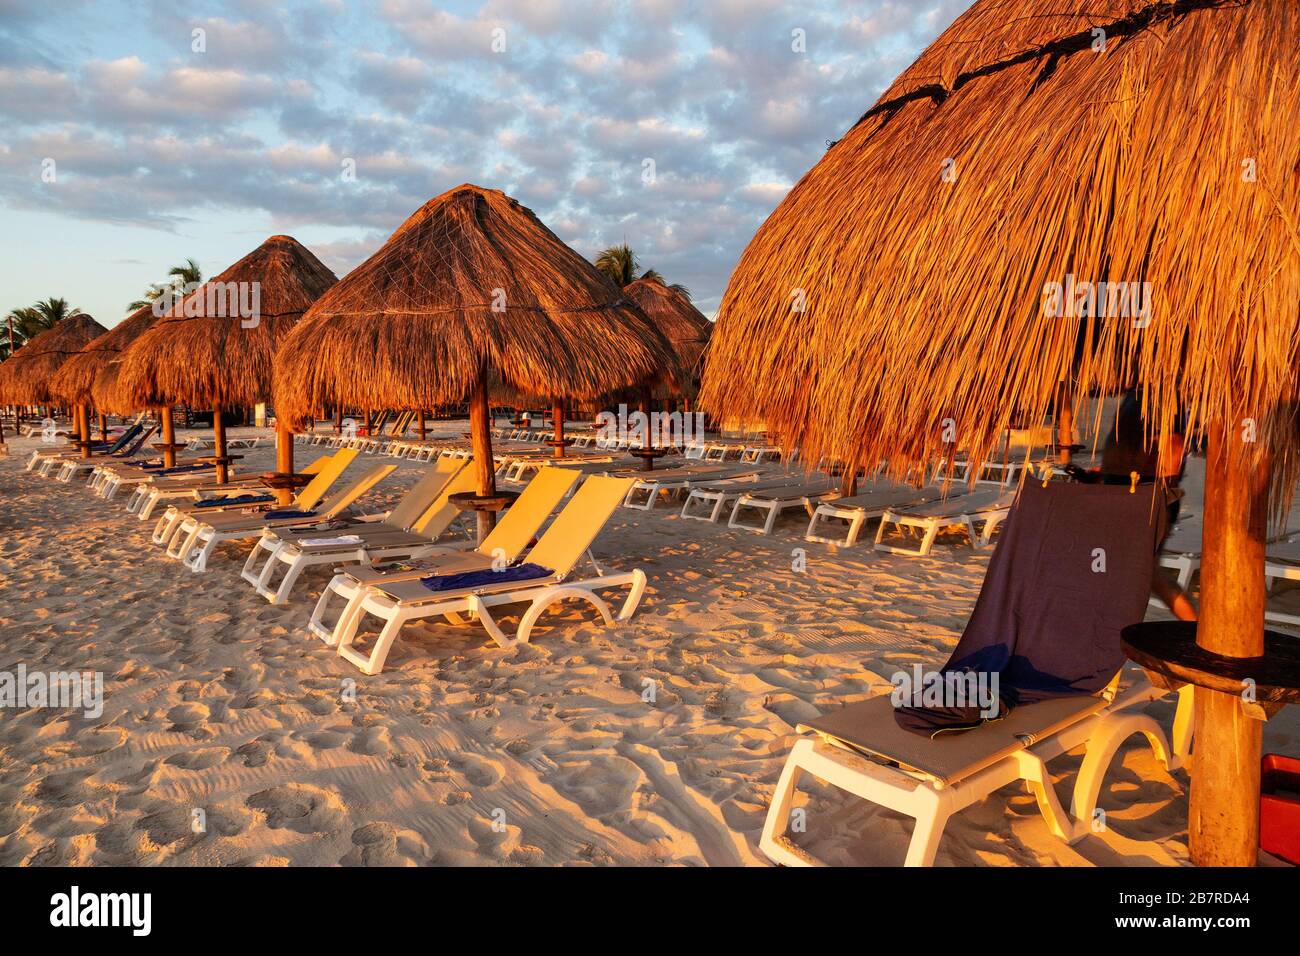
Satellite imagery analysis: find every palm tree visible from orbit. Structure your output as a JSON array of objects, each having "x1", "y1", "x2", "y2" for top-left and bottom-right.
[
  {"x1": 128, "y1": 258, "x2": 202, "y2": 312},
  {"x1": 593, "y1": 244, "x2": 691, "y2": 299},
  {"x1": 2, "y1": 299, "x2": 82, "y2": 359}
]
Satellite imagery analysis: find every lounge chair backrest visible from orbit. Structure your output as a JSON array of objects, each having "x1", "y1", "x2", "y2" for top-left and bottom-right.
[
  {"x1": 297, "y1": 456, "x2": 328, "y2": 478},
  {"x1": 316, "y1": 463, "x2": 397, "y2": 518},
  {"x1": 478, "y1": 467, "x2": 582, "y2": 562},
  {"x1": 386, "y1": 458, "x2": 464, "y2": 530},
  {"x1": 293, "y1": 448, "x2": 358, "y2": 510},
  {"x1": 105, "y1": 421, "x2": 143, "y2": 454},
  {"x1": 124, "y1": 423, "x2": 159, "y2": 456},
  {"x1": 525, "y1": 475, "x2": 636, "y2": 577},
  {"x1": 408, "y1": 463, "x2": 479, "y2": 536}
]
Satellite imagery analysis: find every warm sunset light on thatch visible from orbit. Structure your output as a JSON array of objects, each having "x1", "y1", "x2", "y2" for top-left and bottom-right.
[
  {"x1": 0, "y1": 313, "x2": 108, "y2": 405},
  {"x1": 116, "y1": 236, "x2": 337, "y2": 411},
  {"x1": 48, "y1": 305, "x2": 157, "y2": 407},
  {"x1": 273, "y1": 184, "x2": 676, "y2": 427},
  {"x1": 701, "y1": 0, "x2": 1299, "y2": 506},
  {"x1": 624, "y1": 277, "x2": 711, "y2": 399}
]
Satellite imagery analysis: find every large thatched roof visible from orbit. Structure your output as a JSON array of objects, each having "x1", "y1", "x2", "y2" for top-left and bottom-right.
[
  {"x1": 624, "y1": 278, "x2": 712, "y2": 387},
  {"x1": 274, "y1": 184, "x2": 678, "y2": 427},
  {"x1": 0, "y1": 313, "x2": 108, "y2": 404},
  {"x1": 701, "y1": 0, "x2": 1300, "y2": 501},
  {"x1": 49, "y1": 304, "x2": 157, "y2": 405},
  {"x1": 116, "y1": 236, "x2": 337, "y2": 409}
]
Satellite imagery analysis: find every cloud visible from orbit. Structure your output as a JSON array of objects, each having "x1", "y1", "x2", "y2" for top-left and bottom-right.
[{"x1": 0, "y1": 0, "x2": 965, "y2": 323}]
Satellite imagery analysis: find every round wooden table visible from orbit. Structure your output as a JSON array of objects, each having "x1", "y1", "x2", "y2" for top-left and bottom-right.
[
  {"x1": 449, "y1": 491, "x2": 520, "y2": 514},
  {"x1": 630, "y1": 447, "x2": 669, "y2": 471},
  {"x1": 258, "y1": 472, "x2": 314, "y2": 492},
  {"x1": 1121, "y1": 620, "x2": 1300, "y2": 710}
]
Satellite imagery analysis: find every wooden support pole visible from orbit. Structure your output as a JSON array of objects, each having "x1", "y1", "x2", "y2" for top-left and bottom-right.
[
  {"x1": 1056, "y1": 387, "x2": 1075, "y2": 466},
  {"x1": 160, "y1": 406, "x2": 177, "y2": 467},
  {"x1": 212, "y1": 403, "x2": 228, "y2": 484},
  {"x1": 553, "y1": 398, "x2": 566, "y2": 458},
  {"x1": 77, "y1": 404, "x2": 92, "y2": 459},
  {"x1": 274, "y1": 419, "x2": 295, "y2": 506},
  {"x1": 1189, "y1": 423, "x2": 1270, "y2": 867},
  {"x1": 468, "y1": 369, "x2": 497, "y2": 543},
  {"x1": 417, "y1": 409, "x2": 426, "y2": 441},
  {"x1": 98, "y1": 412, "x2": 108, "y2": 442},
  {"x1": 334, "y1": 405, "x2": 343, "y2": 435}
]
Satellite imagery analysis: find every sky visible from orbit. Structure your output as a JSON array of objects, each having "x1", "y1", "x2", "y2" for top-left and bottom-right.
[{"x1": 0, "y1": 0, "x2": 966, "y2": 327}]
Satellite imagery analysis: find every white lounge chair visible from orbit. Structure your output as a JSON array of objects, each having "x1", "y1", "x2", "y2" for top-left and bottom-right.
[
  {"x1": 874, "y1": 488, "x2": 1017, "y2": 557},
  {"x1": 760, "y1": 675, "x2": 1193, "y2": 866},
  {"x1": 149, "y1": 449, "x2": 357, "y2": 548},
  {"x1": 325, "y1": 475, "x2": 646, "y2": 674},
  {"x1": 727, "y1": 475, "x2": 840, "y2": 535},
  {"x1": 681, "y1": 472, "x2": 811, "y2": 524},
  {"x1": 1265, "y1": 535, "x2": 1300, "y2": 628},
  {"x1": 805, "y1": 483, "x2": 952, "y2": 546},
  {"x1": 306, "y1": 465, "x2": 585, "y2": 633},
  {"x1": 621, "y1": 463, "x2": 764, "y2": 511},
  {"x1": 166, "y1": 462, "x2": 396, "y2": 572},
  {"x1": 238, "y1": 458, "x2": 485, "y2": 604}
]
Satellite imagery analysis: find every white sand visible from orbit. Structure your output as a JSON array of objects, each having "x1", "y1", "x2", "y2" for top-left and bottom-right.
[{"x1": 1, "y1": 428, "x2": 1296, "y2": 866}]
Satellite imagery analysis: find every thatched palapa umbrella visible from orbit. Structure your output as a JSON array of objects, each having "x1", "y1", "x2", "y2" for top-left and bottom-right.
[
  {"x1": 116, "y1": 236, "x2": 337, "y2": 491},
  {"x1": 48, "y1": 304, "x2": 158, "y2": 457},
  {"x1": 624, "y1": 278, "x2": 711, "y2": 405},
  {"x1": 0, "y1": 313, "x2": 108, "y2": 453},
  {"x1": 275, "y1": 184, "x2": 677, "y2": 538},
  {"x1": 701, "y1": 0, "x2": 1299, "y2": 865}
]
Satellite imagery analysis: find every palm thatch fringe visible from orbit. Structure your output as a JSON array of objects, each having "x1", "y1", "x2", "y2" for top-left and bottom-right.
[
  {"x1": 700, "y1": 0, "x2": 1299, "y2": 514},
  {"x1": 0, "y1": 314, "x2": 109, "y2": 404},
  {"x1": 48, "y1": 304, "x2": 158, "y2": 405},
  {"x1": 116, "y1": 236, "x2": 337, "y2": 409},
  {"x1": 274, "y1": 185, "x2": 678, "y2": 428}
]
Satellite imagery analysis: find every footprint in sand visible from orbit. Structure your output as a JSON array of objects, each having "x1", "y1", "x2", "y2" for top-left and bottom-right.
[
  {"x1": 245, "y1": 784, "x2": 344, "y2": 833},
  {"x1": 339, "y1": 822, "x2": 412, "y2": 866},
  {"x1": 164, "y1": 702, "x2": 210, "y2": 733},
  {"x1": 32, "y1": 770, "x2": 95, "y2": 809},
  {"x1": 164, "y1": 747, "x2": 231, "y2": 771}
]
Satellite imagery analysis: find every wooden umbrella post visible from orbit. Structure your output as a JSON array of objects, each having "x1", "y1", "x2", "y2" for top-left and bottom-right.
[
  {"x1": 77, "y1": 404, "x2": 92, "y2": 459},
  {"x1": 212, "y1": 403, "x2": 229, "y2": 484},
  {"x1": 1189, "y1": 423, "x2": 1270, "y2": 866},
  {"x1": 417, "y1": 409, "x2": 426, "y2": 441},
  {"x1": 334, "y1": 405, "x2": 343, "y2": 435},
  {"x1": 552, "y1": 398, "x2": 566, "y2": 458},
  {"x1": 1056, "y1": 387, "x2": 1075, "y2": 466},
  {"x1": 98, "y1": 412, "x2": 108, "y2": 442},
  {"x1": 468, "y1": 369, "x2": 498, "y2": 543},
  {"x1": 160, "y1": 406, "x2": 177, "y2": 467},
  {"x1": 273, "y1": 418, "x2": 295, "y2": 506}
]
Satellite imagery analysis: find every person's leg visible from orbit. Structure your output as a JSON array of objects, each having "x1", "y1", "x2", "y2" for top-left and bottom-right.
[{"x1": 1152, "y1": 572, "x2": 1197, "y2": 621}]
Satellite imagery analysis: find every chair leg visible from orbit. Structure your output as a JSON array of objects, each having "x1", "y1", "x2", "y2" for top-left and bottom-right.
[
  {"x1": 903, "y1": 808, "x2": 953, "y2": 867},
  {"x1": 759, "y1": 744, "x2": 818, "y2": 866}
]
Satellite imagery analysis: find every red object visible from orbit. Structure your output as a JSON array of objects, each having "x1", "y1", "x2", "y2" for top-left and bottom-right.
[{"x1": 1260, "y1": 754, "x2": 1300, "y2": 865}]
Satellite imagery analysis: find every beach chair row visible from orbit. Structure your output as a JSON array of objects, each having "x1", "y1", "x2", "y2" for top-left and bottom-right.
[{"x1": 64, "y1": 444, "x2": 649, "y2": 676}]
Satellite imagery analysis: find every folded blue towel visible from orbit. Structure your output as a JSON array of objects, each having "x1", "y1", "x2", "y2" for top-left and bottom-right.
[
  {"x1": 419, "y1": 563, "x2": 554, "y2": 593},
  {"x1": 195, "y1": 494, "x2": 273, "y2": 508},
  {"x1": 264, "y1": 508, "x2": 318, "y2": 520}
]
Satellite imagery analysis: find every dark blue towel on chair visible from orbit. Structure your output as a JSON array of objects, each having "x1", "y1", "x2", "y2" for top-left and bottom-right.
[
  {"x1": 263, "y1": 508, "x2": 317, "y2": 520},
  {"x1": 894, "y1": 480, "x2": 1166, "y2": 737},
  {"x1": 420, "y1": 563, "x2": 554, "y2": 593},
  {"x1": 195, "y1": 494, "x2": 273, "y2": 508}
]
